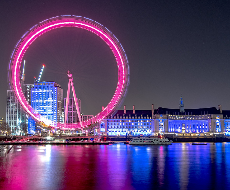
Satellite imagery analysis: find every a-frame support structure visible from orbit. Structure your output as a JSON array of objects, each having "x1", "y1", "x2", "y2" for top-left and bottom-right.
[{"x1": 64, "y1": 70, "x2": 82, "y2": 128}]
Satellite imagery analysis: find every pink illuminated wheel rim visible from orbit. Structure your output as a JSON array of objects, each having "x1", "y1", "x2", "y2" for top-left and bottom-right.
[{"x1": 9, "y1": 15, "x2": 130, "y2": 129}]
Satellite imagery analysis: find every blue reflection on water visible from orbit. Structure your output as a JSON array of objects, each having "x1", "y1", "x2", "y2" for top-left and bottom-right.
[{"x1": 1, "y1": 143, "x2": 230, "y2": 190}]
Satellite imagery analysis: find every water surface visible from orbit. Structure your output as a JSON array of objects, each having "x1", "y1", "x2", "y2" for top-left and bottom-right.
[{"x1": 0, "y1": 143, "x2": 230, "y2": 190}]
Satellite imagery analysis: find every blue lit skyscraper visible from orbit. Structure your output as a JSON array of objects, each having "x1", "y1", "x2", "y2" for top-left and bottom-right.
[{"x1": 28, "y1": 82, "x2": 63, "y2": 134}]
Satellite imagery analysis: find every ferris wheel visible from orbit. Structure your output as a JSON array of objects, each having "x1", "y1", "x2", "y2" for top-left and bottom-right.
[{"x1": 8, "y1": 15, "x2": 130, "y2": 129}]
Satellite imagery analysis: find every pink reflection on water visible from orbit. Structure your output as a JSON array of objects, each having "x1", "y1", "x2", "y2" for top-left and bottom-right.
[{"x1": 157, "y1": 146, "x2": 165, "y2": 187}]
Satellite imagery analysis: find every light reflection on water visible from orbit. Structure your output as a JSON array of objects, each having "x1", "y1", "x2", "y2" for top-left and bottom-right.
[{"x1": 0, "y1": 143, "x2": 230, "y2": 190}]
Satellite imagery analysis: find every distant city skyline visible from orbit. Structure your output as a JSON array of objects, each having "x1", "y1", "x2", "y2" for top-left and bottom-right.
[{"x1": 1, "y1": 1, "x2": 230, "y2": 118}]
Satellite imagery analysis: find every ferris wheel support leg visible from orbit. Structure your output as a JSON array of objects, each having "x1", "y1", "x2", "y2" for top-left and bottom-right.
[
  {"x1": 70, "y1": 80, "x2": 83, "y2": 128},
  {"x1": 64, "y1": 79, "x2": 71, "y2": 128}
]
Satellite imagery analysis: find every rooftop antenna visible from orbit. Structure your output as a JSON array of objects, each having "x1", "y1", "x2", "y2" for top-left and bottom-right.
[{"x1": 179, "y1": 95, "x2": 185, "y2": 113}]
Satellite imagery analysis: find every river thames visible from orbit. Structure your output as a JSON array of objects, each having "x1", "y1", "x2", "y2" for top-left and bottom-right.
[{"x1": 0, "y1": 143, "x2": 230, "y2": 190}]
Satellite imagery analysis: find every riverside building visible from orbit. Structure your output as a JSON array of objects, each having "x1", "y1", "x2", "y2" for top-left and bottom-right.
[
  {"x1": 100, "y1": 102, "x2": 230, "y2": 137},
  {"x1": 28, "y1": 82, "x2": 63, "y2": 134},
  {"x1": 6, "y1": 90, "x2": 26, "y2": 135},
  {"x1": 6, "y1": 59, "x2": 34, "y2": 135}
]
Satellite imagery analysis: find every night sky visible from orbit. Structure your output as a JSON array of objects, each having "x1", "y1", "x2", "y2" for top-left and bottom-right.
[{"x1": 1, "y1": 0, "x2": 230, "y2": 118}]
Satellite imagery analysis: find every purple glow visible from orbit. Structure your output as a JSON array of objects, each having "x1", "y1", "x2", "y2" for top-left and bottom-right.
[{"x1": 10, "y1": 16, "x2": 129, "y2": 129}]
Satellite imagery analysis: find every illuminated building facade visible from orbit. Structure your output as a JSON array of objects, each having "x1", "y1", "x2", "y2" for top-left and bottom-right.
[
  {"x1": 6, "y1": 60, "x2": 37, "y2": 135},
  {"x1": 155, "y1": 107, "x2": 223, "y2": 134},
  {"x1": 29, "y1": 82, "x2": 63, "y2": 134},
  {"x1": 101, "y1": 105, "x2": 230, "y2": 136},
  {"x1": 6, "y1": 90, "x2": 26, "y2": 135},
  {"x1": 23, "y1": 84, "x2": 34, "y2": 105},
  {"x1": 6, "y1": 84, "x2": 34, "y2": 135},
  {"x1": 23, "y1": 84, "x2": 34, "y2": 132},
  {"x1": 101, "y1": 105, "x2": 154, "y2": 136}
]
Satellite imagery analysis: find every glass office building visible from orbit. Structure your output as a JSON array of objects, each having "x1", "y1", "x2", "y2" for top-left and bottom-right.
[{"x1": 28, "y1": 82, "x2": 63, "y2": 134}]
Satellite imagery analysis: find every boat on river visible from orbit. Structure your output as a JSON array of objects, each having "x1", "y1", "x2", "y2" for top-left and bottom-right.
[
  {"x1": 192, "y1": 143, "x2": 207, "y2": 145},
  {"x1": 129, "y1": 136, "x2": 173, "y2": 145}
]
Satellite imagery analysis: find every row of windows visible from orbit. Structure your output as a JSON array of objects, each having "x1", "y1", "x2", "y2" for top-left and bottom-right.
[
  {"x1": 108, "y1": 126, "x2": 151, "y2": 129},
  {"x1": 169, "y1": 129, "x2": 209, "y2": 133},
  {"x1": 108, "y1": 122, "x2": 150, "y2": 126},
  {"x1": 109, "y1": 120, "x2": 150, "y2": 122}
]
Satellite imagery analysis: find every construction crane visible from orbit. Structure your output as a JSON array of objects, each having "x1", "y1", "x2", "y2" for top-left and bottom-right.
[
  {"x1": 21, "y1": 60, "x2": 26, "y2": 82},
  {"x1": 34, "y1": 64, "x2": 45, "y2": 83},
  {"x1": 37, "y1": 64, "x2": 45, "y2": 82}
]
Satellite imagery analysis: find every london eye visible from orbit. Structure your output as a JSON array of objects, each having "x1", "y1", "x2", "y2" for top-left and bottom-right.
[{"x1": 8, "y1": 15, "x2": 130, "y2": 129}]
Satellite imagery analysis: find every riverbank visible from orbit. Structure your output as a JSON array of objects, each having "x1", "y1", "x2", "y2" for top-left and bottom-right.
[
  {"x1": 1, "y1": 135, "x2": 230, "y2": 144},
  {"x1": 105, "y1": 136, "x2": 230, "y2": 142},
  {"x1": 0, "y1": 141, "x2": 110, "y2": 145}
]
